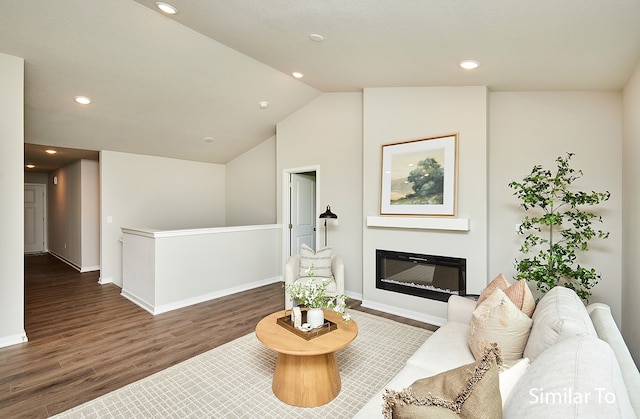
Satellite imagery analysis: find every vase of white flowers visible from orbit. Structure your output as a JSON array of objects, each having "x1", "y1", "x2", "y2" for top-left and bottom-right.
[
  {"x1": 284, "y1": 279, "x2": 350, "y2": 327},
  {"x1": 306, "y1": 307, "x2": 325, "y2": 328}
]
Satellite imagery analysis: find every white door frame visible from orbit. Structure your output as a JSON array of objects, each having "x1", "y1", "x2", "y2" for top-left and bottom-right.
[{"x1": 282, "y1": 165, "x2": 321, "y2": 266}]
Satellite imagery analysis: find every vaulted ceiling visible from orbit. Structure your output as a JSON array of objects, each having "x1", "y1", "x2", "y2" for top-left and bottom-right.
[{"x1": 2, "y1": 0, "x2": 639, "y2": 170}]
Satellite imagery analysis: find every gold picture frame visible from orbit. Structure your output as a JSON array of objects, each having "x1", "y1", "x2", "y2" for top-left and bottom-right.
[{"x1": 380, "y1": 133, "x2": 458, "y2": 216}]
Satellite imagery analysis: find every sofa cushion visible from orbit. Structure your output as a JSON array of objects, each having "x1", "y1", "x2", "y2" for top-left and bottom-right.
[
  {"x1": 468, "y1": 288, "x2": 533, "y2": 361},
  {"x1": 524, "y1": 286, "x2": 596, "y2": 361},
  {"x1": 499, "y1": 357, "x2": 529, "y2": 407},
  {"x1": 382, "y1": 345, "x2": 502, "y2": 418},
  {"x1": 504, "y1": 335, "x2": 635, "y2": 419},
  {"x1": 298, "y1": 244, "x2": 333, "y2": 278},
  {"x1": 406, "y1": 322, "x2": 475, "y2": 374}
]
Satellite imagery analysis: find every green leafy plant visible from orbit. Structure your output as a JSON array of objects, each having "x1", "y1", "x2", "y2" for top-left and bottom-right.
[
  {"x1": 508, "y1": 153, "x2": 610, "y2": 302},
  {"x1": 284, "y1": 280, "x2": 350, "y2": 321}
]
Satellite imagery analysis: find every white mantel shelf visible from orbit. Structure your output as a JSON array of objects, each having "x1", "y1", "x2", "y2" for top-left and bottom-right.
[{"x1": 366, "y1": 216, "x2": 470, "y2": 231}]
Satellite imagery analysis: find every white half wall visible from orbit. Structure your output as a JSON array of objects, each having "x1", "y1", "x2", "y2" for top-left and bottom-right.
[
  {"x1": 623, "y1": 60, "x2": 640, "y2": 365},
  {"x1": 489, "y1": 92, "x2": 623, "y2": 323},
  {"x1": 0, "y1": 52, "x2": 26, "y2": 348},
  {"x1": 121, "y1": 225, "x2": 282, "y2": 314},
  {"x1": 100, "y1": 150, "x2": 226, "y2": 287},
  {"x1": 363, "y1": 86, "x2": 489, "y2": 325}
]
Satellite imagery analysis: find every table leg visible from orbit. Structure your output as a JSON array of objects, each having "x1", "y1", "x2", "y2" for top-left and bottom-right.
[{"x1": 272, "y1": 352, "x2": 341, "y2": 407}]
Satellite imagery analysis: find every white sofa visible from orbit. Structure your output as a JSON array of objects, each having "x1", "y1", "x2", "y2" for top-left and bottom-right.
[{"x1": 355, "y1": 286, "x2": 640, "y2": 418}]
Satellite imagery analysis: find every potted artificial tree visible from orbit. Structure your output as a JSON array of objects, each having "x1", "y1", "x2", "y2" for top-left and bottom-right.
[{"x1": 508, "y1": 153, "x2": 610, "y2": 302}]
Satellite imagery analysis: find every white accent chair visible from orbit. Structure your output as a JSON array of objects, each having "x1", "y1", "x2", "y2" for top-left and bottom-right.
[{"x1": 284, "y1": 254, "x2": 345, "y2": 309}]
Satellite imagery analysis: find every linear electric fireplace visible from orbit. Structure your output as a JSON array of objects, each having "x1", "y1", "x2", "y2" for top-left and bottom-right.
[{"x1": 376, "y1": 249, "x2": 466, "y2": 302}]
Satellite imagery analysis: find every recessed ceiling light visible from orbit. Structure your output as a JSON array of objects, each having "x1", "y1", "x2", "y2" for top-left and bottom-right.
[
  {"x1": 45, "y1": 149, "x2": 57, "y2": 154},
  {"x1": 74, "y1": 96, "x2": 92, "y2": 105},
  {"x1": 156, "y1": 2, "x2": 177, "y2": 14},
  {"x1": 459, "y1": 60, "x2": 480, "y2": 70},
  {"x1": 309, "y1": 33, "x2": 324, "y2": 42},
  {"x1": 259, "y1": 101, "x2": 269, "y2": 109},
  {"x1": 25, "y1": 164, "x2": 35, "y2": 169},
  {"x1": 203, "y1": 137, "x2": 214, "y2": 143},
  {"x1": 291, "y1": 71, "x2": 304, "y2": 79}
]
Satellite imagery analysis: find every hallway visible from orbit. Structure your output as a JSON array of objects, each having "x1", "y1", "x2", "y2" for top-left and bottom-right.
[{"x1": 0, "y1": 254, "x2": 283, "y2": 418}]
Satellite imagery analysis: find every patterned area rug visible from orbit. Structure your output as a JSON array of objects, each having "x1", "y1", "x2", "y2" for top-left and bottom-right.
[{"x1": 53, "y1": 310, "x2": 433, "y2": 418}]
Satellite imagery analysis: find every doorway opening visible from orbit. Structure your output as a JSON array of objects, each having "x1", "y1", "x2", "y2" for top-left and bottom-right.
[
  {"x1": 283, "y1": 166, "x2": 320, "y2": 261},
  {"x1": 24, "y1": 183, "x2": 46, "y2": 254}
]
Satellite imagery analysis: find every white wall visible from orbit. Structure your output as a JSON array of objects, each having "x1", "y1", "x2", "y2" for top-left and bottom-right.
[
  {"x1": 47, "y1": 159, "x2": 100, "y2": 271},
  {"x1": 25, "y1": 172, "x2": 48, "y2": 184},
  {"x1": 48, "y1": 161, "x2": 81, "y2": 265},
  {"x1": 489, "y1": 92, "x2": 623, "y2": 322},
  {"x1": 0, "y1": 52, "x2": 26, "y2": 348},
  {"x1": 276, "y1": 93, "x2": 364, "y2": 297},
  {"x1": 622, "y1": 60, "x2": 640, "y2": 364},
  {"x1": 81, "y1": 160, "x2": 100, "y2": 270},
  {"x1": 363, "y1": 87, "x2": 489, "y2": 325},
  {"x1": 100, "y1": 151, "x2": 226, "y2": 286},
  {"x1": 226, "y1": 136, "x2": 277, "y2": 226}
]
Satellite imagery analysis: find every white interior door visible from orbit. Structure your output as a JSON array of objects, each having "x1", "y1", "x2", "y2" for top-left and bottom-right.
[
  {"x1": 290, "y1": 173, "x2": 316, "y2": 254},
  {"x1": 24, "y1": 184, "x2": 45, "y2": 253}
]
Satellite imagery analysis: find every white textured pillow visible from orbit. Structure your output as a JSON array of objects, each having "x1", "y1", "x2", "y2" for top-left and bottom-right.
[
  {"x1": 524, "y1": 286, "x2": 596, "y2": 361},
  {"x1": 499, "y1": 357, "x2": 530, "y2": 407},
  {"x1": 298, "y1": 244, "x2": 333, "y2": 278},
  {"x1": 469, "y1": 288, "x2": 533, "y2": 361}
]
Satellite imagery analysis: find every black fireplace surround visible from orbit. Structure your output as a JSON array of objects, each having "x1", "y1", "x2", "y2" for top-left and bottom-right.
[{"x1": 376, "y1": 249, "x2": 466, "y2": 302}]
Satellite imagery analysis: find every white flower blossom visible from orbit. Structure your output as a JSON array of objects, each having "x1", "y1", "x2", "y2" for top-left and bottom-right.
[{"x1": 284, "y1": 279, "x2": 350, "y2": 322}]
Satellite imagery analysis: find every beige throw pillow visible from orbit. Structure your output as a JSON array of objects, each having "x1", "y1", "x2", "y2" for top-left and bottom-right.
[
  {"x1": 503, "y1": 279, "x2": 535, "y2": 318},
  {"x1": 476, "y1": 273, "x2": 510, "y2": 306},
  {"x1": 469, "y1": 288, "x2": 533, "y2": 361},
  {"x1": 477, "y1": 273, "x2": 535, "y2": 318},
  {"x1": 382, "y1": 345, "x2": 503, "y2": 419},
  {"x1": 298, "y1": 244, "x2": 333, "y2": 279}
]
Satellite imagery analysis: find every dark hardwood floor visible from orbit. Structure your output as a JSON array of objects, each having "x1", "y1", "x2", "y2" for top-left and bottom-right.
[{"x1": 0, "y1": 254, "x2": 435, "y2": 418}]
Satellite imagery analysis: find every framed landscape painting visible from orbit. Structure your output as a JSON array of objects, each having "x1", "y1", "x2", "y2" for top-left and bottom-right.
[{"x1": 380, "y1": 133, "x2": 458, "y2": 216}]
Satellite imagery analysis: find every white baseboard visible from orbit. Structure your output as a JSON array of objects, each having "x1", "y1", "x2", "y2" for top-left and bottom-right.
[
  {"x1": 98, "y1": 276, "x2": 113, "y2": 285},
  {"x1": 48, "y1": 252, "x2": 99, "y2": 273},
  {"x1": 345, "y1": 290, "x2": 363, "y2": 301},
  {"x1": 122, "y1": 276, "x2": 284, "y2": 316},
  {"x1": 48, "y1": 252, "x2": 81, "y2": 271},
  {"x1": 81, "y1": 265, "x2": 100, "y2": 273},
  {"x1": 120, "y1": 290, "x2": 155, "y2": 315},
  {"x1": 0, "y1": 331, "x2": 28, "y2": 349},
  {"x1": 360, "y1": 299, "x2": 446, "y2": 327}
]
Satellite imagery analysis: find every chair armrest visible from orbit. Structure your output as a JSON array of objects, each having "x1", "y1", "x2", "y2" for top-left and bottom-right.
[
  {"x1": 284, "y1": 255, "x2": 300, "y2": 309},
  {"x1": 588, "y1": 302, "x2": 640, "y2": 415},
  {"x1": 284, "y1": 254, "x2": 300, "y2": 286},
  {"x1": 331, "y1": 255, "x2": 345, "y2": 295},
  {"x1": 447, "y1": 295, "x2": 477, "y2": 324}
]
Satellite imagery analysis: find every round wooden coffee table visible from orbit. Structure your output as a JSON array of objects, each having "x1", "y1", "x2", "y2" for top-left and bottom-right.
[{"x1": 255, "y1": 309, "x2": 358, "y2": 407}]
